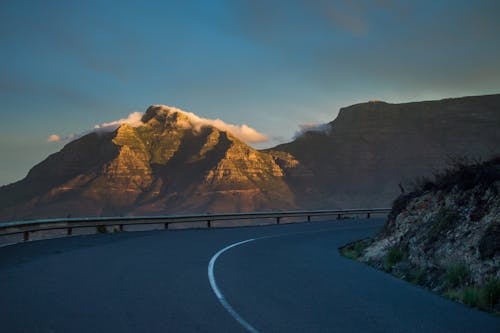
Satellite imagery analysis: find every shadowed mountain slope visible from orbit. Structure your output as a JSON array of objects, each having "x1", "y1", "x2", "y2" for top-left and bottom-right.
[{"x1": 270, "y1": 94, "x2": 500, "y2": 209}]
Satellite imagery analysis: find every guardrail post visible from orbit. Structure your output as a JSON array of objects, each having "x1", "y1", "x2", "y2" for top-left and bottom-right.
[
  {"x1": 23, "y1": 231, "x2": 29, "y2": 241},
  {"x1": 164, "y1": 223, "x2": 169, "y2": 230},
  {"x1": 307, "y1": 215, "x2": 311, "y2": 222},
  {"x1": 276, "y1": 217, "x2": 281, "y2": 224},
  {"x1": 207, "y1": 220, "x2": 211, "y2": 228},
  {"x1": 119, "y1": 224, "x2": 124, "y2": 232},
  {"x1": 337, "y1": 214, "x2": 341, "y2": 220},
  {"x1": 367, "y1": 212, "x2": 371, "y2": 219},
  {"x1": 67, "y1": 227, "x2": 72, "y2": 236}
]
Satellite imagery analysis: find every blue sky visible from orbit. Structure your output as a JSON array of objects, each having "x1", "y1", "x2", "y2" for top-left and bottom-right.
[{"x1": 1, "y1": 0, "x2": 500, "y2": 185}]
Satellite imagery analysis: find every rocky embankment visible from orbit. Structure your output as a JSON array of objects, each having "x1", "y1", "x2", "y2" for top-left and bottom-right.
[{"x1": 342, "y1": 157, "x2": 500, "y2": 313}]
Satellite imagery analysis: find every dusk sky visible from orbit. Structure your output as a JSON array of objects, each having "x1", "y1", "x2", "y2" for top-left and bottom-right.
[{"x1": 1, "y1": 0, "x2": 500, "y2": 185}]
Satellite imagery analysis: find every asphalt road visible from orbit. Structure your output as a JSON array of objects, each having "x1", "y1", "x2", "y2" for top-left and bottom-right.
[{"x1": 0, "y1": 219, "x2": 498, "y2": 332}]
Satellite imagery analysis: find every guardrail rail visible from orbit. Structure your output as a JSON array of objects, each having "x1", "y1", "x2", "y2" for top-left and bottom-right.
[{"x1": 0, "y1": 208, "x2": 391, "y2": 245}]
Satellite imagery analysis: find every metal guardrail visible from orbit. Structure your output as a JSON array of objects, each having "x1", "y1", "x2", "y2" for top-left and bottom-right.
[{"x1": 0, "y1": 208, "x2": 391, "y2": 242}]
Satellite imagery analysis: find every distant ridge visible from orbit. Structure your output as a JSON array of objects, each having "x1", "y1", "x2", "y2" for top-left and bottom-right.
[{"x1": 270, "y1": 93, "x2": 500, "y2": 209}]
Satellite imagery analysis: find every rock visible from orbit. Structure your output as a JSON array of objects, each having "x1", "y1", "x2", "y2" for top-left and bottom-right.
[
  {"x1": 392, "y1": 261, "x2": 412, "y2": 278},
  {"x1": 359, "y1": 158, "x2": 500, "y2": 286}
]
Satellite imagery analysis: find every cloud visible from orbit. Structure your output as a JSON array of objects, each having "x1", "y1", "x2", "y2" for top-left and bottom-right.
[
  {"x1": 94, "y1": 112, "x2": 144, "y2": 131},
  {"x1": 47, "y1": 134, "x2": 61, "y2": 142},
  {"x1": 188, "y1": 116, "x2": 268, "y2": 143},
  {"x1": 271, "y1": 135, "x2": 287, "y2": 144},
  {"x1": 150, "y1": 105, "x2": 269, "y2": 143},
  {"x1": 47, "y1": 112, "x2": 144, "y2": 144},
  {"x1": 48, "y1": 106, "x2": 268, "y2": 145},
  {"x1": 293, "y1": 123, "x2": 331, "y2": 139},
  {"x1": 47, "y1": 133, "x2": 76, "y2": 143}
]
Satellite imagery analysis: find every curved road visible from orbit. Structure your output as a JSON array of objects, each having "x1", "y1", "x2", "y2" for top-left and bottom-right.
[{"x1": 0, "y1": 219, "x2": 498, "y2": 332}]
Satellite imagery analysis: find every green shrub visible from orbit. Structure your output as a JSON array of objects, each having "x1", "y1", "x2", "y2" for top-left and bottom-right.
[
  {"x1": 443, "y1": 289, "x2": 461, "y2": 301},
  {"x1": 480, "y1": 277, "x2": 500, "y2": 309},
  {"x1": 340, "y1": 239, "x2": 371, "y2": 259},
  {"x1": 443, "y1": 278, "x2": 500, "y2": 311},
  {"x1": 340, "y1": 248, "x2": 358, "y2": 260},
  {"x1": 386, "y1": 247, "x2": 404, "y2": 265},
  {"x1": 410, "y1": 268, "x2": 426, "y2": 286},
  {"x1": 435, "y1": 157, "x2": 500, "y2": 192},
  {"x1": 462, "y1": 287, "x2": 479, "y2": 307},
  {"x1": 384, "y1": 247, "x2": 405, "y2": 272},
  {"x1": 444, "y1": 263, "x2": 470, "y2": 289},
  {"x1": 412, "y1": 156, "x2": 500, "y2": 194}
]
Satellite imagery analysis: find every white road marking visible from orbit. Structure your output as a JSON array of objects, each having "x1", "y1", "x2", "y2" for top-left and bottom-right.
[
  {"x1": 207, "y1": 222, "x2": 383, "y2": 332},
  {"x1": 208, "y1": 238, "x2": 260, "y2": 333}
]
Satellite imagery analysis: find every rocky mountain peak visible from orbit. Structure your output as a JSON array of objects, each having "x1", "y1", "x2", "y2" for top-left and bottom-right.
[
  {"x1": 142, "y1": 104, "x2": 193, "y2": 129},
  {"x1": 0, "y1": 102, "x2": 297, "y2": 220}
]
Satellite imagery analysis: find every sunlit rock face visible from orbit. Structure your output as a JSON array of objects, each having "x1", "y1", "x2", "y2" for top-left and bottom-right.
[
  {"x1": 271, "y1": 94, "x2": 500, "y2": 209},
  {"x1": 0, "y1": 105, "x2": 296, "y2": 220}
]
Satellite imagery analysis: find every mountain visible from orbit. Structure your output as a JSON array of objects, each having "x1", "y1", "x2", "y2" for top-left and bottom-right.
[
  {"x1": 0, "y1": 105, "x2": 296, "y2": 221},
  {"x1": 1, "y1": 94, "x2": 499, "y2": 221},
  {"x1": 270, "y1": 94, "x2": 500, "y2": 209}
]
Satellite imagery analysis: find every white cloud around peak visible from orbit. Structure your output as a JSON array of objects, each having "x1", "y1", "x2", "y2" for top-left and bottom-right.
[
  {"x1": 47, "y1": 106, "x2": 269, "y2": 144},
  {"x1": 162, "y1": 106, "x2": 268, "y2": 143},
  {"x1": 293, "y1": 122, "x2": 331, "y2": 139},
  {"x1": 94, "y1": 111, "x2": 144, "y2": 130}
]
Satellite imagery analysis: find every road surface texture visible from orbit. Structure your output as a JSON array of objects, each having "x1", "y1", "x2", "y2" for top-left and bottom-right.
[{"x1": 1, "y1": 219, "x2": 499, "y2": 332}]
